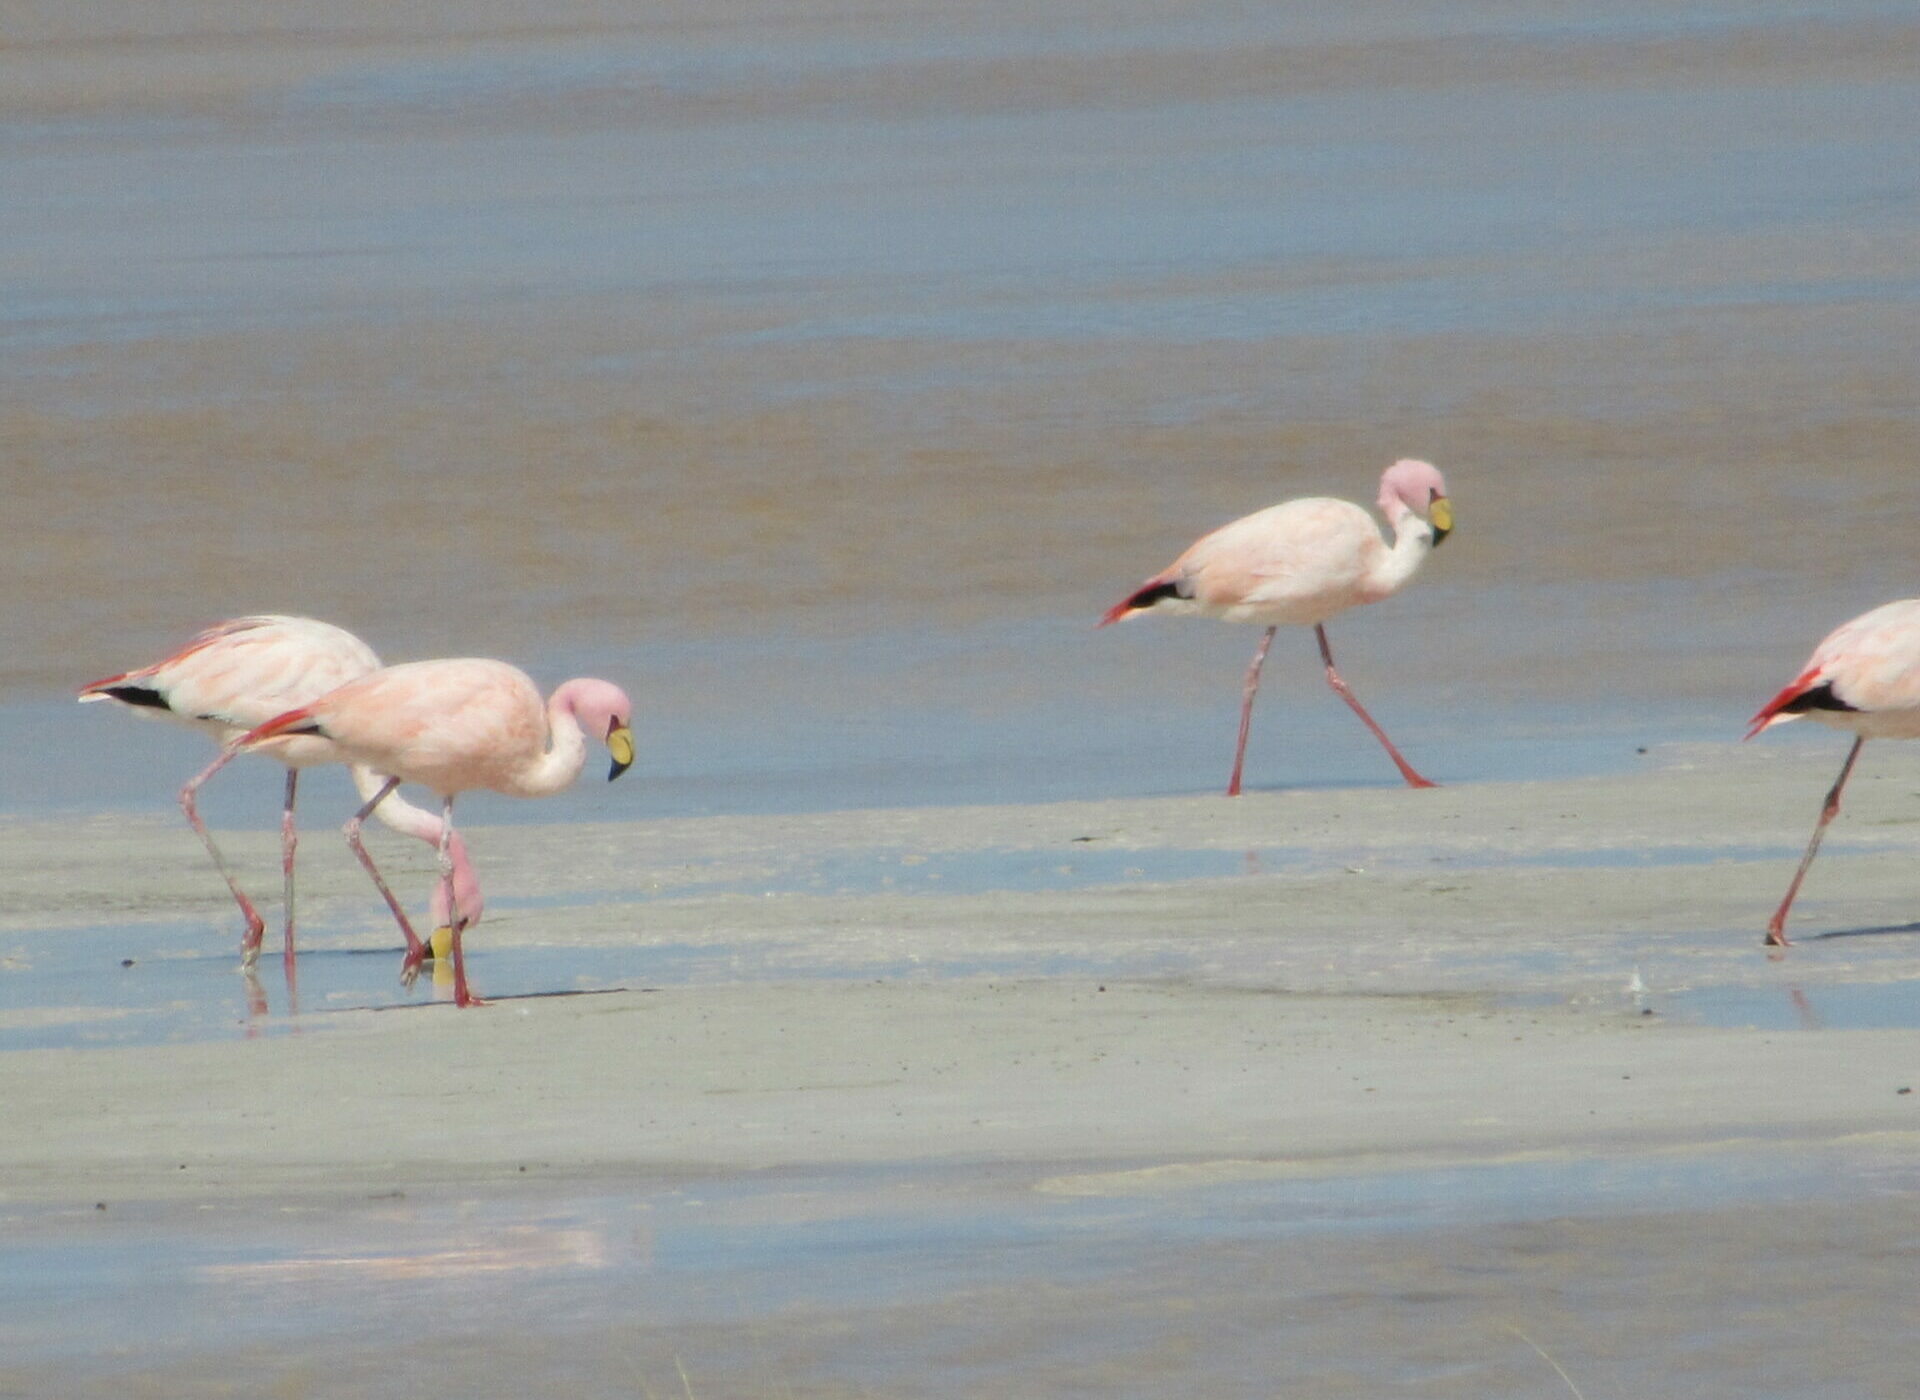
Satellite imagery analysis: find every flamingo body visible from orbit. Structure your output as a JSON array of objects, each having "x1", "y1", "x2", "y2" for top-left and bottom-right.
[
  {"x1": 78, "y1": 616, "x2": 484, "y2": 971},
  {"x1": 1747, "y1": 598, "x2": 1920, "y2": 946},
  {"x1": 238, "y1": 658, "x2": 636, "y2": 1006},
  {"x1": 1102, "y1": 497, "x2": 1404, "y2": 629},
  {"x1": 1101, "y1": 459, "x2": 1452, "y2": 794},
  {"x1": 80, "y1": 615, "x2": 380, "y2": 768},
  {"x1": 254, "y1": 659, "x2": 632, "y2": 799}
]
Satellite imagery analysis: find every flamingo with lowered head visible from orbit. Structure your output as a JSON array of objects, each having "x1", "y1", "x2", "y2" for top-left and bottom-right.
[
  {"x1": 1100, "y1": 458, "x2": 1453, "y2": 795},
  {"x1": 236, "y1": 657, "x2": 635, "y2": 1006},
  {"x1": 78, "y1": 615, "x2": 483, "y2": 976}
]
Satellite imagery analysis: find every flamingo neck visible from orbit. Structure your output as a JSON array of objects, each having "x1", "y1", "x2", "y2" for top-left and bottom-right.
[
  {"x1": 1367, "y1": 502, "x2": 1437, "y2": 600},
  {"x1": 502, "y1": 687, "x2": 591, "y2": 798}
]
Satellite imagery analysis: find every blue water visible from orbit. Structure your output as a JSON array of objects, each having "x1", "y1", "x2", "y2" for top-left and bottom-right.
[{"x1": 1667, "y1": 976, "x2": 1920, "y2": 1031}]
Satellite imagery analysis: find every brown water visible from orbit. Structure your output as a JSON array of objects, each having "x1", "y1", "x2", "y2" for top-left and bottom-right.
[{"x1": 6, "y1": 0, "x2": 1919, "y2": 816}]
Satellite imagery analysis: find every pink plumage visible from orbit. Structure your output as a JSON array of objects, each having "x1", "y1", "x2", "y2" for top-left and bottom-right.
[
  {"x1": 241, "y1": 658, "x2": 636, "y2": 1007},
  {"x1": 78, "y1": 615, "x2": 483, "y2": 976},
  {"x1": 1100, "y1": 459, "x2": 1453, "y2": 795},
  {"x1": 1746, "y1": 598, "x2": 1920, "y2": 945}
]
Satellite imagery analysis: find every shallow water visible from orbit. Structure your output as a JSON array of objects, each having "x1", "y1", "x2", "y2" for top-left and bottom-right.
[
  {"x1": 5, "y1": 1139, "x2": 1920, "y2": 1398},
  {"x1": 9, "y1": 848, "x2": 1920, "y2": 1052},
  {"x1": 0, "y1": 921, "x2": 1183, "y2": 1052}
]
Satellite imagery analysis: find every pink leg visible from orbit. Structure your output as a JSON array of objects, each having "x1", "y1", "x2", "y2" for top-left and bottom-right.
[
  {"x1": 1316, "y1": 625, "x2": 1435, "y2": 789},
  {"x1": 344, "y1": 778, "x2": 429, "y2": 987},
  {"x1": 179, "y1": 744, "x2": 267, "y2": 965},
  {"x1": 439, "y1": 796, "x2": 485, "y2": 1008},
  {"x1": 1227, "y1": 627, "x2": 1277, "y2": 797},
  {"x1": 1766, "y1": 736, "x2": 1863, "y2": 948},
  {"x1": 279, "y1": 768, "x2": 300, "y2": 980}
]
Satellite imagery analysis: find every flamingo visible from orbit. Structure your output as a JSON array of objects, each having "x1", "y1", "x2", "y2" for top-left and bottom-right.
[
  {"x1": 77, "y1": 616, "x2": 483, "y2": 976},
  {"x1": 235, "y1": 658, "x2": 635, "y2": 1007},
  {"x1": 1746, "y1": 598, "x2": 1920, "y2": 946},
  {"x1": 1100, "y1": 458, "x2": 1453, "y2": 795}
]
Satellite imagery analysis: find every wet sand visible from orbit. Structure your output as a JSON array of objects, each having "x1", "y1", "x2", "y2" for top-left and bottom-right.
[{"x1": 5, "y1": 743, "x2": 1920, "y2": 1394}]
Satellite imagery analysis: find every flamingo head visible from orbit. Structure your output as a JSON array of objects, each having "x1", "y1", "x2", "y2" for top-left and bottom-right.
[
  {"x1": 563, "y1": 678, "x2": 636, "y2": 781},
  {"x1": 1378, "y1": 458, "x2": 1452, "y2": 545}
]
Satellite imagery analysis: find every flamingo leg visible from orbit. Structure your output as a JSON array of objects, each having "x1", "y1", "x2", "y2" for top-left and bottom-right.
[
  {"x1": 1316, "y1": 625, "x2": 1436, "y2": 789},
  {"x1": 439, "y1": 796, "x2": 485, "y2": 1008},
  {"x1": 1227, "y1": 627, "x2": 1277, "y2": 797},
  {"x1": 178, "y1": 743, "x2": 267, "y2": 965},
  {"x1": 1765, "y1": 736, "x2": 1864, "y2": 948},
  {"x1": 344, "y1": 777, "x2": 429, "y2": 987},
  {"x1": 279, "y1": 767, "x2": 300, "y2": 979},
  {"x1": 241, "y1": 965, "x2": 268, "y2": 1025}
]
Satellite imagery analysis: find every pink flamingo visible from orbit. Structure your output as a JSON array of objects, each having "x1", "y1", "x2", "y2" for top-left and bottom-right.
[
  {"x1": 78, "y1": 616, "x2": 483, "y2": 975},
  {"x1": 1100, "y1": 458, "x2": 1453, "y2": 795},
  {"x1": 236, "y1": 658, "x2": 635, "y2": 1007},
  {"x1": 1746, "y1": 598, "x2": 1920, "y2": 946}
]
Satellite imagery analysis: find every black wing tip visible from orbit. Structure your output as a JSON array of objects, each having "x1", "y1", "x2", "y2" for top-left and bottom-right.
[
  {"x1": 96, "y1": 685, "x2": 172, "y2": 713},
  {"x1": 1128, "y1": 580, "x2": 1188, "y2": 611},
  {"x1": 1779, "y1": 682, "x2": 1860, "y2": 717}
]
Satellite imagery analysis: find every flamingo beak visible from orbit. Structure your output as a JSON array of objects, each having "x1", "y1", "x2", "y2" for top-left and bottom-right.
[
  {"x1": 606, "y1": 722, "x2": 635, "y2": 781},
  {"x1": 1428, "y1": 495, "x2": 1453, "y2": 546}
]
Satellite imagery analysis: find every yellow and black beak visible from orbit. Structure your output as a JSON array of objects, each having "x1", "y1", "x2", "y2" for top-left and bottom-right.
[
  {"x1": 606, "y1": 722, "x2": 635, "y2": 781},
  {"x1": 1428, "y1": 495, "x2": 1453, "y2": 546}
]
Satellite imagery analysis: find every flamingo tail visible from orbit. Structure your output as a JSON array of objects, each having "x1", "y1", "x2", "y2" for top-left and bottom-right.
[
  {"x1": 238, "y1": 705, "x2": 327, "y2": 749},
  {"x1": 1745, "y1": 666, "x2": 1856, "y2": 739},
  {"x1": 1098, "y1": 577, "x2": 1186, "y2": 628}
]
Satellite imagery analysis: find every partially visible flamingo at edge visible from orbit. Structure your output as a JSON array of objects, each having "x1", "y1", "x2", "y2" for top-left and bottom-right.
[
  {"x1": 77, "y1": 615, "x2": 484, "y2": 980},
  {"x1": 1746, "y1": 597, "x2": 1920, "y2": 947},
  {"x1": 1100, "y1": 458, "x2": 1454, "y2": 796},
  {"x1": 236, "y1": 657, "x2": 635, "y2": 1007}
]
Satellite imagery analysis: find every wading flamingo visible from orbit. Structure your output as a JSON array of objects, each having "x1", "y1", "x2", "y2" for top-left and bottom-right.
[
  {"x1": 78, "y1": 616, "x2": 483, "y2": 975},
  {"x1": 236, "y1": 658, "x2": 635, "y2": 1007},
  {"x1": 1746, "y1": 598, "x2": 1920, "y2": 946},
  {"x1": 1100, "y1": 458, "x2": 1453, "y2": 795}
]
